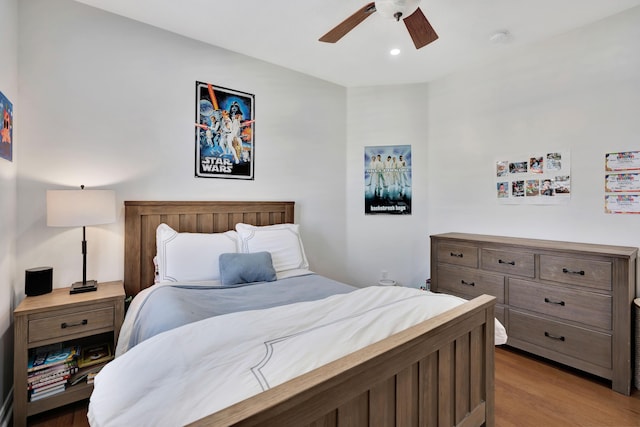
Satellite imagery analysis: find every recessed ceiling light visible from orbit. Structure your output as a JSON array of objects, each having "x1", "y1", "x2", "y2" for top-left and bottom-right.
[{"x1": 390, "y1": 48, "x2": 401, "y2": 56}]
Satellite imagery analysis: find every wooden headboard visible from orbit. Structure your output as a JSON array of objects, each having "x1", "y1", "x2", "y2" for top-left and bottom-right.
[{"x1": 124, "y1": 201, "x2": 294, "y2": 297}]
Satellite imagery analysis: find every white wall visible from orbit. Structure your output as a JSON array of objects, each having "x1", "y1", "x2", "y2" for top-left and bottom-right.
[
  {"x1": 346, "y1": 7, "x2": 640, "y2": 293},
  {"x1": 0, "y1": 0, "x2": 18, "y2": 414},
  {"x1": 16, "y1": 0, "x2": 349, "y2": 294},
  {"x1": 345, "y1": 84, "x2": 431, "y2": 287}
]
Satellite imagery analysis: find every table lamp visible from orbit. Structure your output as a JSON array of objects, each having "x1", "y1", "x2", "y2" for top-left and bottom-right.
[{"x1": 46, "y1": 185, "x2": 116, "y2": 294}]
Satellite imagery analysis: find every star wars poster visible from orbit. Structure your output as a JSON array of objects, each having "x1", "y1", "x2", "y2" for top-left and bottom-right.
[
  {"x1": 195, "y1": 82, "x2": 254, "y2": 179},
  {"x1": 364, "y1": 145, "x2": 412, "y2": 215},
  {"x1": 0, "y1": 91, "x2": 13, "y2": 162}
]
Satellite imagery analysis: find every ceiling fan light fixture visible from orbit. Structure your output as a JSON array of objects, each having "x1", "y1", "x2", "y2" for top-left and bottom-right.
[{"x1": 374, "y1": 0, "x2": 420, "y2": 20}]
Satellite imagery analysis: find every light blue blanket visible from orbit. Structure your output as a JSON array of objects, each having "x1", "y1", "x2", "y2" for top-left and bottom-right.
[{"x1": 125, "y1": 274, "x2": 355, "y2": 351}]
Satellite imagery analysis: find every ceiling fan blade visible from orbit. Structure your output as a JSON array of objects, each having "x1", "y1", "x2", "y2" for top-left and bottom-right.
[
  {"x1": 403, "y1": 7, "x2": 439, "y2": 49},
  {"x1": 319, "y1": 2, "x2": 376, "y2": 43}
]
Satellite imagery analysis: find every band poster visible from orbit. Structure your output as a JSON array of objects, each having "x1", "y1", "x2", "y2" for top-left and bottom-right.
[
  {"x1": 604, "y1": 151, "x2": 640, "y2": 214},
  {"x1": 0, "y1": 91, "x2": 13, "y2": 162},
  {"x1": 195, "y1": 81, "x2": 254, "y2": 179},
  {"x1": 496, "y1": 151, "x2": 571, "y2": 205},
  {"x1": 364, "y1": 145, "x2": 412, "y2": 215}
]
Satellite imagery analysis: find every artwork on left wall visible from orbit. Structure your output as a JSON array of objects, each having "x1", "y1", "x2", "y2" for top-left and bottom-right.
[
  {"x1": 0, "y1": 90, "x2": 13, "y2": 162},
  {"x1": 194, "y1": 81, "x2": 255, "y2": 180}
]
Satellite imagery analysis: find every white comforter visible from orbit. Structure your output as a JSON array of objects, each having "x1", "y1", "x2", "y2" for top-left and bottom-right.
[{"x1": 89, "y1": 286, "x2": 507, "y2": 427}]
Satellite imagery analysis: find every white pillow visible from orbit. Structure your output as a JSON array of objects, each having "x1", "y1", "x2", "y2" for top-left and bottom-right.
[
  {"x1": 235, "y1": 223, "x2": 309, "y2": 273},
  {"x1": 155, "y1": 224, "x2": 237, "y2": 282}
]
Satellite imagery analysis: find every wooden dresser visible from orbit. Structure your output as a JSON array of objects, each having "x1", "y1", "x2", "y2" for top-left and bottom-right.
[{"x1": 430, "y1": 233, "x2": 637, "y2": 395}]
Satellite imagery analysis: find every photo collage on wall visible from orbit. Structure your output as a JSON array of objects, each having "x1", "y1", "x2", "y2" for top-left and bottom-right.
[
  {"x1": 364, "y1": 145, "x2": 412, "y2": 215},
  {"x1": 195, "y1": 81, "x2": 255, "y2": 180},
  {"x1": 604, "y1": 151, "x2": 640, "y2": 214},
  {"x1": 496, "y1": 151, "x2": 571, "y2": 205}
]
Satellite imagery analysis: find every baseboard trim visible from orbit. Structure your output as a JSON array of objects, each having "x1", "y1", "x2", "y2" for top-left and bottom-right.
[{"x1": 0, "y1": 387, "x2": 12, "y2": 427}]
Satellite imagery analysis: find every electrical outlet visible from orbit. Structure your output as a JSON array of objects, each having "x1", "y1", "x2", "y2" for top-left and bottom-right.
[{"x1": 381, "y1": 270, "x2": 388, "y2": 280}]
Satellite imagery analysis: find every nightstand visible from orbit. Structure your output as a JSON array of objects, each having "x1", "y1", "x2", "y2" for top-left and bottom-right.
[{"x1": 13, "y1": 281, "x2": 125, "y2": 427}]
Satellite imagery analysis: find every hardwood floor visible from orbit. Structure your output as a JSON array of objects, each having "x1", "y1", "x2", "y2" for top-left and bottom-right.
[{"x1": 26, "y1": 347, "x2": 640, "y2": 426}]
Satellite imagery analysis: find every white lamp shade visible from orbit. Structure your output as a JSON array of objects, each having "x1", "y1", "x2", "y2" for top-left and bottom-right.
[
  {"x1": 47, "y1": 189, "x2": 116, "y2": 227},
  {"x1": 375, "y1": 0, "x2": 420, "y2": 19}
]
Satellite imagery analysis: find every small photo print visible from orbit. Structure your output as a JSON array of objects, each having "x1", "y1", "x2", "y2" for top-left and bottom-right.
[
  {"x1": 526, "y1": 179, "x2": 540, "y2": 196},
  {"x1": 497, "y1": 182, "x2": 509, "y2": 198},
  {"x1": 529, "y1": 156, "x2": 543, "y2": 174},
  {"x1": 546, "y1": 152, "x2": 562, "y2": 170},
  {"x1": 541, "y1": 178, "x2": 555, "y2": 196},
  {"x1": 509, "y1": 161, "x2": 528, "y2": 174},
  {"x1": 512, "y1": 180, "x2": 525, "y2": 197},
  {"x1": 555, "y1": 175, "x2": 571, "y2": 194},
  {"x1": 496, "y1": 161, "x2": 508, "y2": 177}
]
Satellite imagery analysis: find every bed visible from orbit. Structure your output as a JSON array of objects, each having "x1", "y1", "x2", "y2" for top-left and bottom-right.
[{"x1": 89, "y1": 201, "x2": 505, "y2": 426}]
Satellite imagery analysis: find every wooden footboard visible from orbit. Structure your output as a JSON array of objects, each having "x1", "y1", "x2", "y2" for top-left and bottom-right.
[{"x1": 191, "y1": 294, "x2": 496, "y2": 427}]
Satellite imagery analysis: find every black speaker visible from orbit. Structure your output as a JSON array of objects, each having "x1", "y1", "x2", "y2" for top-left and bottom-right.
[{"x1": 25, "y1": 267, "x2": 53, "y2": 296}]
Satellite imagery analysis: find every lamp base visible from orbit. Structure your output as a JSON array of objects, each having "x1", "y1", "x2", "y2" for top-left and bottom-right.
[{"x1": 70, "y1": 280, "x2": 98, "y2": 294}]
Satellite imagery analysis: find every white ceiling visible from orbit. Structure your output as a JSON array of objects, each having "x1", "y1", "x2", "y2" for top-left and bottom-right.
[{"x1": 74, "y1": 0, "x2": 640, "y2": 87}]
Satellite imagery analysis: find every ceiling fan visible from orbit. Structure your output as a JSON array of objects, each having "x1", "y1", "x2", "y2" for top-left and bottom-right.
[{"x1": 319, "y1": 0, "x2": 438, "y2": 49}]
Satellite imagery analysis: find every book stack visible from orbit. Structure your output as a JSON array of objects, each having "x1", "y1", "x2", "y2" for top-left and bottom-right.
[
  {"x1": 66, "y1": 342, "x2": 114, "y2": 387},
  {"x1": 27, "y1": 345, "x2": 79, "y2": 402}
]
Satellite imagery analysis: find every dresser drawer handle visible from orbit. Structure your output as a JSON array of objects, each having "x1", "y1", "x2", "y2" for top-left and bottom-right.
[
  {"x1": 562, "y1": 268, "x2": 585, "y2": 276},
  {"x1": 61, "y1": 319, "x2": 88, "y2": 329},
  {"x1": 450, "y1": 252, "x2": 463, "y2": 258},
  {"x1": 544, "y1": 332, "x2": 565, "y2": 341},
  {"x1": 498, "y1": 259, "x2": 515, "y2": 266},
  {"x1": 544, "y1": 297, "x2": 565, "y2": 306},
  {"x1": 461, "y1": 280, "x2": 475, "y2": 287}
]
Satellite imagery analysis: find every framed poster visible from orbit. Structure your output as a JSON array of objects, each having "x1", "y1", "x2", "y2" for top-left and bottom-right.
[
  {"x1": 0, "y1": 91, "x2": 13, "y2": 162},
  {"x1": 195, "y1": 82, "x2": 255, "y2": 179},
  {"x1": 364, "y1": 145, "x2": 412, "y2": 215}
]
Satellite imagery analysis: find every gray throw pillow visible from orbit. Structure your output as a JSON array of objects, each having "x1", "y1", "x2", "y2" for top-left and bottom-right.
[{"x1": 219, "y1": 252, "x2": 277, "y2": 286}]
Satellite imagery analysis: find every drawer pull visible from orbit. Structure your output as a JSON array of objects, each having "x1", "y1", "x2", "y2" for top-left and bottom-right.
[
  {"x1": 562, "y1": 268, "x2": 585, "y2": 276},
  {"x1": 544, "y1": 332, "x2": 565, "y2": 341},
  {"x1": 450, "y1": 252, "x2": 463, "y2": 258},
  {"x1": 498, "y1": 259, "x2": 515, "y2": 266},
  {"x1": 461, "y1": 280, "x2": 475, "y2": 287},
  {"x1": 544, "y1": 297, "x2": 565, "y2": 306},
  {"x1": 61, "y1": 319, "x2": 88, "y2": 329}
]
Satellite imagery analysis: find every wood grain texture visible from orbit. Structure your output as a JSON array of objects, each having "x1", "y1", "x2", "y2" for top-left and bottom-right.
[
  {"x1": 120, "y1": 202, "x2": 494, "y2": 426},
  {"x1": 431, "y1": 232, "x2": 637, "y2": 395},
  {"x1": 14, "y1": 282, "x2": 125, "y2": 427},
  {"x1": 28, "y1": 347, "x2": 640, "y2": 427},
  {"x1": 123, "y1": 201, "x2": 294, "y2": 296},
  {"x1": 189, "y1": 295, "x2": 497, "y2": 427}
]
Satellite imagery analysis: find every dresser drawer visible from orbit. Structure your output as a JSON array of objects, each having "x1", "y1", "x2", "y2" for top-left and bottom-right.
[
  {"x1": 539, "y1": 255, "x2": 611, "y2": 290},
  {"x1": 509, "y1": 310, "x2": 611, "y2": 369},
  {"x1": 436, "y1": 264, "x2": 504, "y2": 303},
  {"x1": 436, "y1": 243, "x2": 478, "y2": 268},
  {"x1": 28, "y1": 307, "x2": 115, "y2": 344},
  {"x1": 481, "y1": 249, "x2": 535, "y2": 277},
  {"x1": 508, "y1": 278, "x2": 611, "y2": 330}
]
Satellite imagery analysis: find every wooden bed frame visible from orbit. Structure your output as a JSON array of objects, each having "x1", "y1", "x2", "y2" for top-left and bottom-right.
[{"x1": 123, "y1": 200, "x2": 496, "y2": 427}]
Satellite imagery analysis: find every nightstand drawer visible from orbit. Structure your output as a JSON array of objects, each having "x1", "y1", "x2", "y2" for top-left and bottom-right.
[
  {"x1": 28, "y1": 307, "x2": 114, "y2": 343},
  {"x1": 540, "y1": 255, "x2": 612, "y2": 290},
  {"x1": 481, "y1": 248, "x2": 535, "y2": 277}
]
